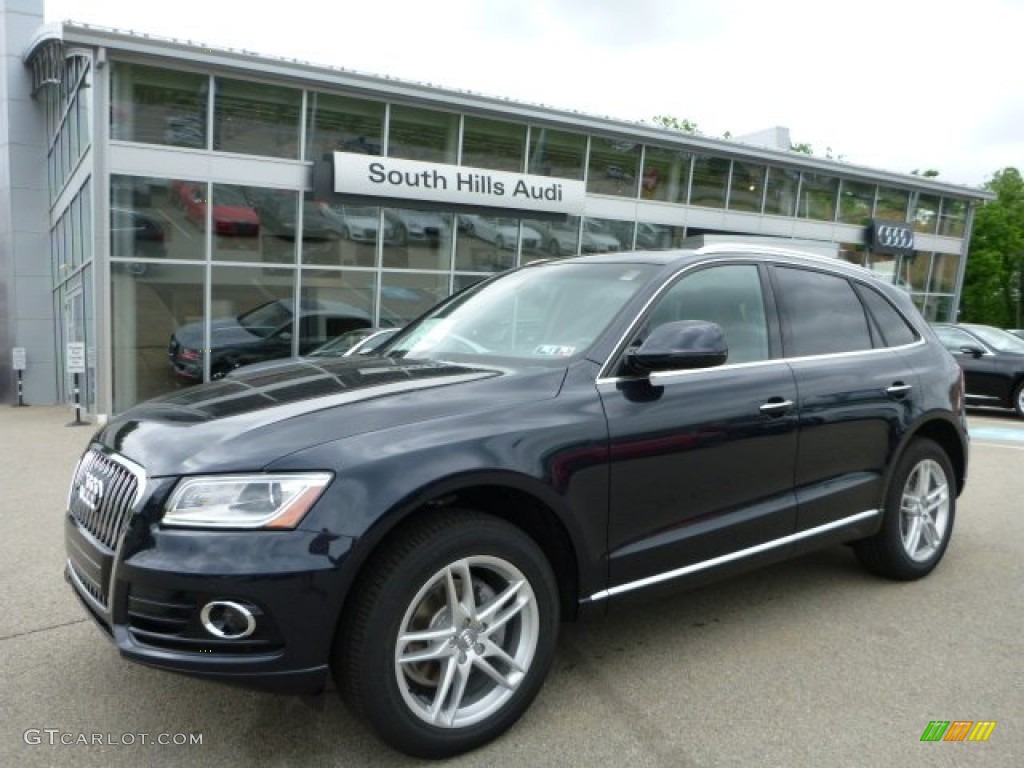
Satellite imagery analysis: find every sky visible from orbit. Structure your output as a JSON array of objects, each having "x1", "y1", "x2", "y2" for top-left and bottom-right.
[{"x1": 42, "y1": 0, "x2": 1024, "y2": 189}]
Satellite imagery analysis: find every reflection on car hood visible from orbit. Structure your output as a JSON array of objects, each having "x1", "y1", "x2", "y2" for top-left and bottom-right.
[{"x1": 94, "y1": 357, "x2": 566, "y2": 476}]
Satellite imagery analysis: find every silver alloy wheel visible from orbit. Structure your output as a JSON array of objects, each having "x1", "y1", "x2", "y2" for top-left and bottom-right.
[
  {"x1": 899, "y1": 458, "x2": 950, "y2": 562},
  {"x1": 394, "y1": 555, "x2": 539, "y2": 729},
  {"x1": 1016, "y1": 384, "x2": 1024, "y2": 416}
]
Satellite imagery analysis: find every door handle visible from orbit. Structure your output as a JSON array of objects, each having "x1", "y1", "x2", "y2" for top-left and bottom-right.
[
  {"x1": 886, "y1": 383, "x2": 913, "y2": 398},
  {"x1": 759, "y1": 398, "x2": 794, "y2": 416}
]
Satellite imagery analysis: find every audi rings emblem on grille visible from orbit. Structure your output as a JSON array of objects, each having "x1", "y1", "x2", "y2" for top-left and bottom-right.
[{"x1": 78, "y1": 473, "x2": 104, "y2": 511}]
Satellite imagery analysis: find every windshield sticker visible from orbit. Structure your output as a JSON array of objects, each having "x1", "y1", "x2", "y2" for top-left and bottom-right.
[{"x1": 534, "y1": 345, "x2": 576, "y2": 357}]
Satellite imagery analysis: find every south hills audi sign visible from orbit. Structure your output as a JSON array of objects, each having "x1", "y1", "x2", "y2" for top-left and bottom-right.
[
  {"x1": 868, "y1": 219, "x2": 916, "y2": 256},
  {"x1": 332, "y1": 152, "x2": 586, "y2": 215}
]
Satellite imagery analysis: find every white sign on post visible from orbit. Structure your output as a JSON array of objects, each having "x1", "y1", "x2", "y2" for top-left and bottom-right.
[
  {"x1": 66, "y1": 342, "x2": 86, "y2": 374},
  {"x1": 12, "y1": 347, "x2": 26, "y2": 371}
]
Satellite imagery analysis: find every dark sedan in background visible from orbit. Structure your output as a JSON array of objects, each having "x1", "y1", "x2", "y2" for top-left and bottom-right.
[
  {"x1": 168, "y1": 298, "x2": 371, "y2": 381},
  {"x1": 932, "y1": 322, "x2": 1024, "y2": 417}
]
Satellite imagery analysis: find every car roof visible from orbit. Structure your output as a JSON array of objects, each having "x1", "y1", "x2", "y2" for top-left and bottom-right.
[{"x1": 536, "y1": 244, "x2": 879, "y2": 279}]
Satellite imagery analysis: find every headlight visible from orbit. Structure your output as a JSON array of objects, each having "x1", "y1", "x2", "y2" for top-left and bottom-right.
[{"x1": 163, "y1": 472, "x2": 332, "y2": 529}]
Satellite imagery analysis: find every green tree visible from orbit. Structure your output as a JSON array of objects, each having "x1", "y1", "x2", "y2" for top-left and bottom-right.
[
  {"x1": 962, "y1": 167, "x2": 1024, "y2": 327},
  {"x1": 651, "y1": 115, "x2": 701, "y2": 135}
]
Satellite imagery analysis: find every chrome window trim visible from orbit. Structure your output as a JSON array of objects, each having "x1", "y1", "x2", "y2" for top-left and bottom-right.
[
  {"x1": 595, "y1": 250, "x2": 928, "y2": 384},
  {"x1": 587, "y1": 509, "x2": 879, "y2": 602}
]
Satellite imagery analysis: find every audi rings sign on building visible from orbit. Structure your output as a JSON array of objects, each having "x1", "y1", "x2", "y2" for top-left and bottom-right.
[{"x1": 868, "y1": 219, "x2": 916, "y2": 256}]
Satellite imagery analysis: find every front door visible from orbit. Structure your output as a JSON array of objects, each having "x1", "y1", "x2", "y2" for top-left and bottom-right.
[{"x1": 598, "y1": 263, "x2": 799, "y2": 595}]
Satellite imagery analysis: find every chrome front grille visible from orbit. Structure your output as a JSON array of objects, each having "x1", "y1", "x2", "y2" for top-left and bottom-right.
[{"x1": 68, "y1": 449, "x2": 143, "y2": 550}]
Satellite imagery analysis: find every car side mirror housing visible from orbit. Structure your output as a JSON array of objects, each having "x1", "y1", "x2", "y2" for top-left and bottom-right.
[
  {"x1": 627, "y1": 320, "x2": 729, "y2": 373},
  {"x1": 959, "y1": 345, "x2": 985, "y2": 358}
]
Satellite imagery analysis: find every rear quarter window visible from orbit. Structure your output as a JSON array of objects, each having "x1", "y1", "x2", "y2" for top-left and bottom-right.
[{"x1": 855, "y1": 284, "x2": 919, "y2": 347}]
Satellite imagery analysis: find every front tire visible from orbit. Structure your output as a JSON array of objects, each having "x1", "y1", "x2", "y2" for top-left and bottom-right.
[
  {"x1": 1013, "y1": 380, "x2": 1024, "y2": 418},
  {"x1": 854, "y1": 438, "x2": 956, "y2": 580},
  {"x1": 335, "y1": 510, "x2": 559, "y2": 758}
]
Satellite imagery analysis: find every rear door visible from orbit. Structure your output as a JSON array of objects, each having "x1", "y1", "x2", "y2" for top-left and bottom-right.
[{"x1": 771, "y1": 265, "x2": 920, "y2": 532}]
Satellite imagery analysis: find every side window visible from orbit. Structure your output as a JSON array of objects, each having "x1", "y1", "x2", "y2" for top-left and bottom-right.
[
  {"x1": 774, "y1": 267, "x2": 872, "y2": 357},
  {"x1": 855, "y1": 284, "x2": 919, "y2": 347},
  {"x1": 646, "y1": 264, "x2": 770, "y2": 364}
]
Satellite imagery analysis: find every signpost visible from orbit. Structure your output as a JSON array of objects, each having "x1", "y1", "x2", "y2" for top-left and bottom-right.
[
  {"x1": 66, "y1": 342, "x2": 86, "y2": 426},
  {"x1": 12, "y1": 347, "x2": 26, "y2": 407}
]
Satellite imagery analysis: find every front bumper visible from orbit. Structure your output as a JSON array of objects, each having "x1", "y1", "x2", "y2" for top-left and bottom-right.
[{"x1": 65, "y1": 507, "x2": 355, "y2": 695}]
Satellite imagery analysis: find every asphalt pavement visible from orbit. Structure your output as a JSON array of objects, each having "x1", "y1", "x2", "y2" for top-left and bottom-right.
[{"x1": 1, "y1": 404, "x2": 1021, "y2": 768}]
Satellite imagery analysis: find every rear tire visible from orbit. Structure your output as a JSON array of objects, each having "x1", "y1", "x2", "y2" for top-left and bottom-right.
[
  {"x1": 1013, "y1": 381, "x2": 1024, "y2": 418},
  {"x1": 854, "y1": 438, "x2": 955, "y2": 580},
  {"x1": 334, "y1": 510, "x2": 559, "y2": 758}
]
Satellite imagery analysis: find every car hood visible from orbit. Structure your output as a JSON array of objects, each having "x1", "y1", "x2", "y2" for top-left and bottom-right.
[
  {"x1": 173, "y1": 316, "x2": 266, "y2": 350},
  {"x1": 93, "y1": 357, "x2": 567, "y2": 476}
]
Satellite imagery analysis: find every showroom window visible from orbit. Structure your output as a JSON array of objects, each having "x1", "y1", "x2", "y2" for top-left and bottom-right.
[
  {"x1": 582, "y1": 217, "x2": 631, "y2": 253},
  {"x1": 306, "y1": 197, "x2": 382, "y2": 268},
  {"x1": 796, "y1": 173, "x2": 839, "y2": 221},
  {"x1": 525, "y1": 216, "x2": 578, "y2": 258},
  {"x1": 838, "y1": 180, "x2": 876, "y2": 224},
  {"x1": 300, "y1": 269, "x2": 377, "y2": 346},
  {"x1": 587, "y1": 137, "x2": 640, "y2": 197},
  {"x1": 875, "y1": 187, "x2": 910, "y2": 222},
  {"x1": 729, "y1": 161, "x2": 767, "y2": 213},
  {"x1": 381, "y1": 207, "x2": 454, "y2": 270},
  {"x1": 938, "y1": 198, "x2": 966, "y2": 237},
  {"x1": 210, "y1": 265, "x2": 297, "y2": 374},
  {"x1": 214, "y1": 77, "x2": 301, "y2": 158},
  {"x1": 388, "y1": 105, "x2": 458, "y2": 163},
  {"x1": 763, "y1": 167, "x2": 799, "y2": 217},
  {"x1": 210, "y1": 185, "x2": 295, "y2": 263},
  {"x1": 912, "y1": 194, "x2": 940, "y2": 234},
  {"x1": 111, "y1": 262, "x2": 205, "y2": 412},
  {"x1": 305, "y1": 92, "x2": 384, "y2": 161},
  {"x1": 689, "y1": 155, "x2": 730, "y2": 209},
  {"x1": 456, "y1": 214, "x2": 529, "y2": 272},
  {"x1": 527, "y1": 127, "x2": 585, "y2": 180},
  {"x1": 640, "y1": 145, "x2": 691, "y2": 203},
  {"x1": 929, "y1": 253, "x2": 959, "y2": 295},
  {"x1": 462, "y1": 116, "x2": 526, "y2": 172},
  {"x1": 110, "y1": 62, "x2": 208, "y2": 148}
]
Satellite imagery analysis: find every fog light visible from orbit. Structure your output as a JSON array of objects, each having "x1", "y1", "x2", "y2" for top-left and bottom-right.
[{"x1": 200, "y1": 600, "x2": 256, "y2": 639}]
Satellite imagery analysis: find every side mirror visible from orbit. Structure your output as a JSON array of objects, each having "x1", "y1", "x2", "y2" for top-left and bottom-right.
[
  {"x1": 627, "y1": 320, "x2": 728, "y2": 373},
  {"x1": 959, "y1": 345, "x2": 985, "y2": 358}
]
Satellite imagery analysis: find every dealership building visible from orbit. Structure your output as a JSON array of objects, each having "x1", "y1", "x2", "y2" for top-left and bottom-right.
[{"x1": 0, "y1": 0, "x2": 995, "y2": 417}]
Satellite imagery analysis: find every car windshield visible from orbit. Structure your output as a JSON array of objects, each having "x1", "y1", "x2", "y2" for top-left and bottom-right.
[
  {"x1": 386, "y1": 262, "x2": 655, "y2": 363},
  {"x1": 968, "y1": 325, "x2": 1024, "y2": 353},
  {"x1": 237, "y1": 301, "x2": 293, "y2": 337}
]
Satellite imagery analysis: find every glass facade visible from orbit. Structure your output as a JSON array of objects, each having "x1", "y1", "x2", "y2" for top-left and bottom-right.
[{"x1": 26, "y1": 53, "x2": 979, "y2": 415}]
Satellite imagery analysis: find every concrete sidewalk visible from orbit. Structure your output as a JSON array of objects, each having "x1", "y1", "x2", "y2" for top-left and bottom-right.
[{"x1": 0, "y1": 406, "x2": 96, "y2": 643}]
